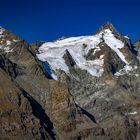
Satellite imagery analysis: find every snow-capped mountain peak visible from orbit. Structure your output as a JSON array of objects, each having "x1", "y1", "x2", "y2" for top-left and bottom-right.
[{"x1": 37, "y1": 27, "x2": 134, "y2": 80}]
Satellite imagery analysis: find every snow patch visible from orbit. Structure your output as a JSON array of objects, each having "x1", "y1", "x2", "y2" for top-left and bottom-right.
[
  {"x1": 92, "y1": 47, "x2": 101, "y2": 55},
  {"x1": 99, "y1": 55, "x2": 104, "y2": 59},
  {"x1": 3, "y1": 46, "x2": 13, "y2": 53},
  {"x1": 124, "y1": 36, "x2": 130, "y2": 39},
  {"x1": 6, "y1": 40, "x2": 12, "y2": 46},
  {"x1": 127, "y1": 111, "x2": 137, "y2": 115},
  {"x1": 115, "y1": 65, "x2": 137, "y2": 76},
  {"x1": 0, "y1": 45, "x2": 13, "y2": 53},
  {"x1": 0, "y1": 40, "x2": 13, "y2": 53},
  {"x1": 13, "y1": 39, "x2": 19, "y2": 42}
]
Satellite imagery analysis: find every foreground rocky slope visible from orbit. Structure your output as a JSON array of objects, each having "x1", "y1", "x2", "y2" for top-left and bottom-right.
[
  {"x1": 0, "y1": 23, "x2": 140, "y2": 140},
  {"x1": 0, "y1": 69, "x2": 55, "y2": 139}
]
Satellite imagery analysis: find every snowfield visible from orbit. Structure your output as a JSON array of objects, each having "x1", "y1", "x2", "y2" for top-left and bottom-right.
[{"x1": 37, "y1": 29, "x2": 133, "y2": 79}]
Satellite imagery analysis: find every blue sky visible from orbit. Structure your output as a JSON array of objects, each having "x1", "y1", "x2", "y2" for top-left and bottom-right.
[{"x1": 0, "y1": 0, "x2": 140, "y2": 43}]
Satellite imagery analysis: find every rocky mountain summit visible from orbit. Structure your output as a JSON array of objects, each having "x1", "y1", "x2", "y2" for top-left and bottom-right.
[{"x1": 0, "y1": 23, "x2": 140, "y2": 140}]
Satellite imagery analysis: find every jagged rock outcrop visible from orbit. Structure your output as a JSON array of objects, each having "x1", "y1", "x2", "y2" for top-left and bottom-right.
[
  {"x1": 48, "y1": 81, "x2": 107, "y2": 140},
  {"x1": 134, "y1": 40, "x2": 140, "y2": 60},
  {"x1": 134, "y1": 40, "x2": 140, "y2": 49}
]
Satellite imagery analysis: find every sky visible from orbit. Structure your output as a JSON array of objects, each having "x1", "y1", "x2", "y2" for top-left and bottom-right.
[{"x1": 0, "y1": 0, "x2": 140, "y2": 43}]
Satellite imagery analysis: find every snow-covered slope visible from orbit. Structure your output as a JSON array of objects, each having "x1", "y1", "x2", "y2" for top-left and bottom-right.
[
  {"x1": 37, "y1": 29, "x2": 133, "y2": 80},
  {"x1": 0, "y1": 27, "x2": 14, "y2": 53}
]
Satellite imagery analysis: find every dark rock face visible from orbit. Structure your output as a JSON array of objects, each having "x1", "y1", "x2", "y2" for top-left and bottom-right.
[
  {"x1": 0, "y1": 24, "x2": 140, "y2": 140},
  {"x1": 134, "y1": 40, "x2": 140, "y2": 49},
  {"x1": 134, "y1": 40, "x2": 140, "y2": 60},
  {"x1": 86, "y1": 42, "x2": 126, "y2": 75},
  {"x1": 63, "y1": 49, "x2": 76, "y2": 67}
]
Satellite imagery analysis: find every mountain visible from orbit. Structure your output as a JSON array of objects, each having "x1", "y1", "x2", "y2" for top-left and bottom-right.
[
  {"x1": 36, "y1": 22, "x2": 137, "y2": 80},
  {"x1": 0, "y1": 23, "x2": 140, "y2": 140}
]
